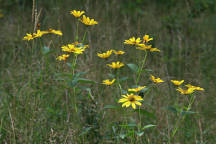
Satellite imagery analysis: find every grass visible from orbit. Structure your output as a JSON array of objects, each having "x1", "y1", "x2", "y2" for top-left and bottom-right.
[{"x1": 0, "y1": 0, "x2": 216, "y2": 143}]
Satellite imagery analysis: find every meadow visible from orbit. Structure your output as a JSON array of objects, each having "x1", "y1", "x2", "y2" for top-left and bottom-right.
[{"x1": 0, "y1": 0, "x2": 216, "y2": 143}]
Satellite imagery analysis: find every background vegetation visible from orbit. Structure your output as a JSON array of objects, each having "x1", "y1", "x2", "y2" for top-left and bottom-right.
[{"x1": 0, "y1": 0, "x2": 216, "y2": 143}]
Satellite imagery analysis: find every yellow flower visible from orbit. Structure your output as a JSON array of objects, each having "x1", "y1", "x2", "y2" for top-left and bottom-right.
[
  {"x1": 102, "y1": 79, "x2": 116, "y2": 86},
  {"x1": 176, "y1": 87, "x2": 195, "y2": 95},
  {"x1": 81, "y1": 15, "x2": 98, "y2": 26},
  {"x1": 61, "y1": 43, "x2": 87, "y2": 54},
  {"x1": 97, "y1": 50, "x2": 112, "y2": 58},
  {"x1": 128, "y1": 86, "x2": 146, "y2": 92},
  {"x1": 23, "y1": 33, "x2": 34, "y2": 41},
  {"x1": 150, "y1": 48, "x2": 160, "y2": 52},
  {"x1": 185, "y1": 84, "x2": 204, "y2": 91},
  {"x1": 107, "y1": 61, "x2": 124, "y2": 69},
  {"x1": 112, "y1": 50, "x2": 125, "y2": 55},
  {"x1": 170, "y1": 80, "x2": 184, "y2": 86},
  {"x1": 150, "y1": 75, "x2": 164, "y2": 83},
  {"x1": 136, "y1": 44, "x2": 152, "y2": 50},
  {"x1": 47, "y1": 28, "x2": 63, "y2": 36},
  {"x1": 143, "y1": 34, "x2": 153, "y2": 43},
  {"x1": 70, "y1": 10, "x2": 85, "y2": 18},
  {"x1": 32, "y1": 30, "x2": 48, "y2": 38},
  {"x1": 56, "y1": 54, "x2": 70, "y2": 61},
  {"x1": 124, "y1": 37, "x2": 141, "y2": 45},
  {"x1": 118, "y1": 93, "x2": 143, "y2": 109}
]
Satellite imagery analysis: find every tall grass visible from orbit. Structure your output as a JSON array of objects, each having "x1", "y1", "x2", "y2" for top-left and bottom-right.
[{"x1": 0, "y1": 0, "x2": 216, "y2": 143}]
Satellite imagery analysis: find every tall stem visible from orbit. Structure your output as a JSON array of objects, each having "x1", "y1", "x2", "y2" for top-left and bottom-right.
[
  {"x1": 82, "y1": 29, "x2": 88, "y2": 43},
  {"x1": 171, "y1": 94, "x2": 196, "y2": 138},
  {"x1": 136, "y1": 51, "x2": 148, "y2": 85}
]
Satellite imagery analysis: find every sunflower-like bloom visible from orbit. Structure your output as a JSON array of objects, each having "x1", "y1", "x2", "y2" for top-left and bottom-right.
[
  {"x1": 23, "y1": 33, "x2": 34, "y2": 41},
  {"x1": 149, "y1": 48, "x2": 160, "y2": 52},
  {"x1": 136, "y1": 44, "x2": 160, "y2": 52},
  {"x1": 81, "y1": 15, "x2": 98, "y2": 26},
  {"x1": 176, "y1": 87, "x2": 195, "y2": 95},
  {"x1": 112, "y1": 50, "x2": 125, "y2": 55},
  {"x1": 170, "y1": 80, "x2": 184, "y2": 86},
  {"x1": 46, "y1": 28, "x2": 63, "y2": 36},
  {"x1": 128, "y1": 86, "x2": 146, "y2": 92},
  {"x1": 70, "y1": 10, "x2": 85, "y2": 18},
  {"x1": 118, "y1": 93, "x2": 143, "y2": 109},
  {"x1": 23, "y1": 29, "x2": 63, "y2": 41},
  {"x1": 185, "y1": 84, "x2": 204, "y2": 91},
  {"x1": 61, "y1": 43, "x2": 88, "y2": 54},
  {"x1": 56, "y1": 54, "x2": 70, "y2": 61},
  {"x1": 150, "y1": 75, "x2": 164, "y2": 83},
  {"x1": 97, "y1": 50, "x2": 112, "y2": 58},
  {"x1": 102, "y1": 79, "x2": 116, "y2": 86},
  {"x1": 124, "y1": 37, "x2": 141, "y2": 45},
  {"x1": 143, "y1": 34, "x2": 153, "y2": 43},
  {"x1": 107, "y1": 61, "x2": 124, "y2": 69},
  {"x1": 136, "y1": 44, "x2": 152, "y2": 50},
  {"x1": 33, "y1": 30, "x2": 47, "y2": 38}
]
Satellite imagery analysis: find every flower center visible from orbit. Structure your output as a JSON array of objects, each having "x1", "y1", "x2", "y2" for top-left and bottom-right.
[{"x1": 128, "y1": 97, "x2": 135, "y2": 102}]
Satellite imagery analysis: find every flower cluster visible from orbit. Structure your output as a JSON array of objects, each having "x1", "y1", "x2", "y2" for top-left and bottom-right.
[
  {"x1": 23, "y1": 29, "x2": 62, "y2": 41},
  {"x1": 57, "y1": 42, "x2": 89, "y2": 61},
  {"x1": 70, "y1": 10, "x2": 98, "y2": 26},
  {"x1": 124, "y1": 35, "x2": 160, "y2": 52}
]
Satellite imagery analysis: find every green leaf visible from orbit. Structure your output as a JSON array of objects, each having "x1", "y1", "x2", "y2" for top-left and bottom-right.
[
  {"x1": 181, "y1": 111, "x2": 197, "y2": 115},
  {"x1": 127, "y1": 63, "x2": 139, "y2": 73},
  {"x1": 79, "y1": 127, "x2": 92, "y2": 136},
  {"x1": 119, "y1": 77, "x2": 129, "y2": 82},
  {"x1": 166, "y1": 106, "x2": 179, "y2": 114},
  {"x1": 42, "y1": 46, "x2": 53, "y2": 55},
  {"x1": 120, "y1": 122, "x2": 136, "y2": 127},
  {"x1": 119, "y1": 133, "x2": 126, "y2": 139},
  {"x1": 134, "y1": 109, "x2": 156, "y2": 120},
  {"x1": 55, "y1": 73, "x2": 73, "y2": 78},
  {"x1": 142, "y1": 124, "x2": 156, "y2": 130},
  {"x1": 66, "y1": 62, "x2": 72, "y2": 68},
  {"x1": 76, "y1": 78, "x2": 96, "y2": 84},
  {"x1": 104, "y1": 105, "x2": 120, "y2": 109},
  {"x1": 74, "y1": 72, "x2": 88, "y2": 78},
  {"x1": 136, "y1": 131, "x2": 144, "y2": 136}
]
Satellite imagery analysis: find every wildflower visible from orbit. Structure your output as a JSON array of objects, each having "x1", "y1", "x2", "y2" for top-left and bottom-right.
[
  {"x1": 81, "y1": 15, "x2": 98, "y2": 26},
  {"x1": 118, "y1": 93, "x2": 143, "y2": 109},
  {"x1": 97, "y1": 50, "x2": 112, "y2": 59},
  {"x1": 107, "y1": 61, "x2": 124, "y2": 69},
  {"x1": 185, "y1": 84, "x2": 204, "y2": 91},
  {"x1": 102, "y1": 79, "x2": 116, "y2": 86},
  {"x1": 61, "y1": 43, "x2": 87, "y2": 54},
  {"x1": 149, "y1": 48, "x2": 160, "y2": 52},
  {"x1": 176, "y1": 87, "x2": 195, "y2": 95},
  {"x1": 124, "y1": 37, "x2": 141, "y2": 45},
  {"x1": 136, "y1": 44, "x2": 152, "y2": 50},
  {"x1": 128, "y1": 86, "x2": 146, "y2": 92},
  {"x1": 56, "y1": 54, "x2": 70, "y2": 61},
  {"x1": 170, "y1": 80, "x2": 184, "y2": 86},
  {"x1": 23, "y1": 33, "x2": 34, "y2": 41},
  {"x1": 112, "y1": 50, "x2": 125, "y2": 55},
  {"x1": 47, "y1": 28, "x2": 63, "y2": 36},
  {"x1": 143, "y1": 34, "x2": 153, "y2": 43},
  {"x1": 150, "y1": 75, "x2": 164, "y2": 83},
  {"x1": 70, "y1": 10, "x2": 85, "y2": 18}
]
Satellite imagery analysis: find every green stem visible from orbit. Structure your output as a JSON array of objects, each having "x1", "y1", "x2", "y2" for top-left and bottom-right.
[
  {"x1": 171, "y1": 94, "x2": 196, "y2": 138},
  {"x1": 75, "y1": 21, "x2": 79, "y2": 41},
  {"x1": 136, "y1": 51, "x2": 148, "y2": 85},
  {"x1": 71, "y1": 54, "x2": 78, "y2": 112},
  {"x1": 82, "y1": 29, "x2": 88, "y2": 43}
]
